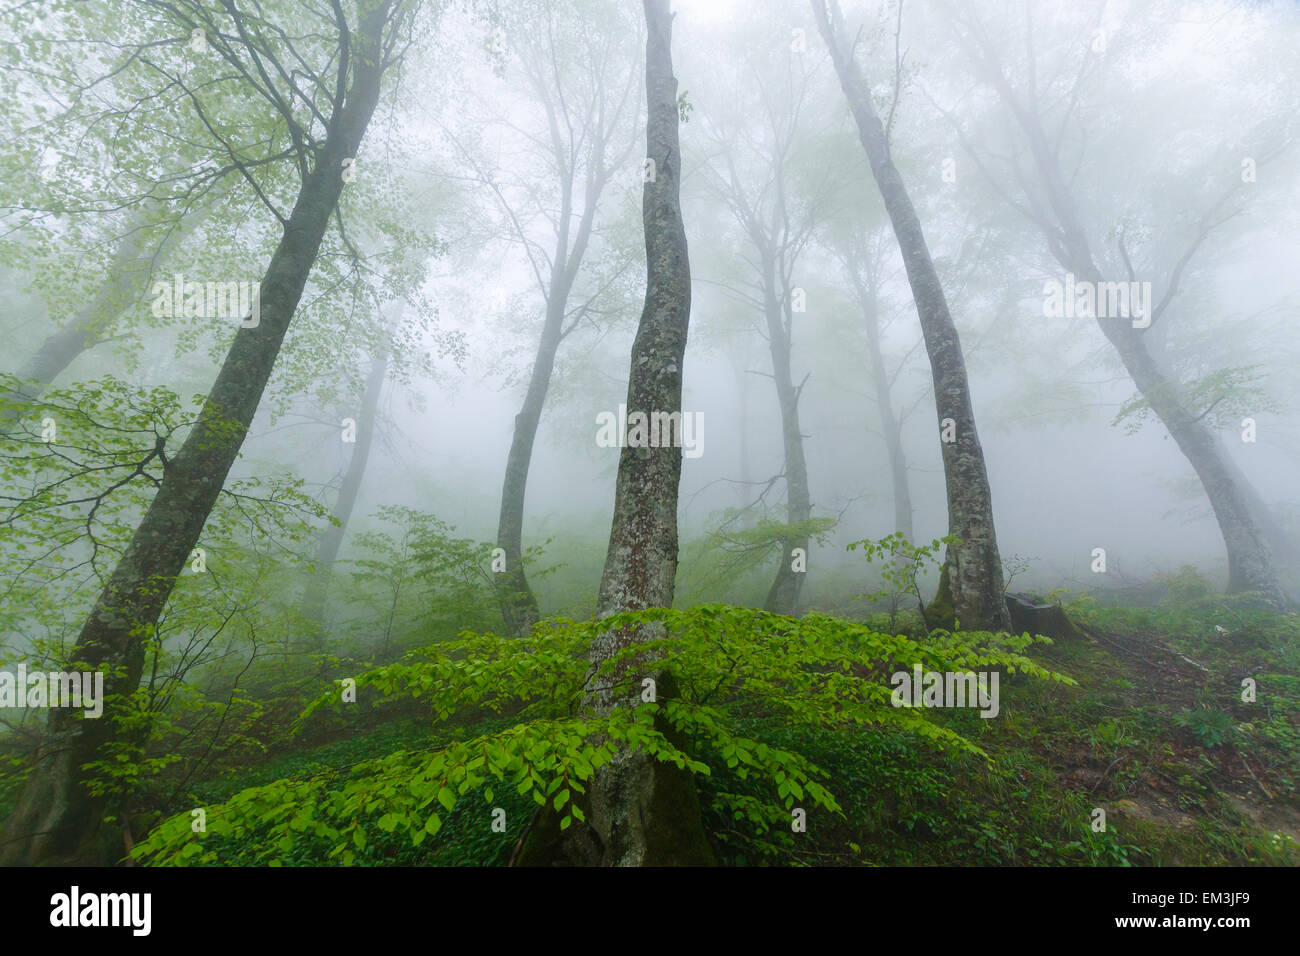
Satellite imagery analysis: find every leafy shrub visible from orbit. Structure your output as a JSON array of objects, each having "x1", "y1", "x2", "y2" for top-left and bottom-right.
[
  {"x1": 133, "y1": 603, "x2": 1072, "y2": 866},
  {"x1": 1174, "y1": 708, "x2": 1237, "y2": 749}
]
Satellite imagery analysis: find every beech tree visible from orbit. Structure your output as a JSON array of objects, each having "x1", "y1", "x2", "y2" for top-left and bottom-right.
[
  {"x1": 517, "y1": 0, "x2": 712, "y2": 866},
  {"x1": 940, "y1": 0, "x2": 1290, "y2": 604},
  {"x1": 811, "y1": 0, "x2": 1011, "y2": 630},
  {"x1": 0, "y1": 201, "x2": 213, "y2": 417},
  {"x1": 697, "y1": 31, "x2": 842, "y2": 616},
  {"x1": 455, "y1": 0, "x2": 642, "y2": 637},
  {"x1": 834, "y1": 224, "x2": 919, "y2": 542},
  {"x1": 1, "y1": 0, "x2": 417, "y2": 865},
  {"x1": 300, "y1": 305, "x2": 401, "y2": 632}
]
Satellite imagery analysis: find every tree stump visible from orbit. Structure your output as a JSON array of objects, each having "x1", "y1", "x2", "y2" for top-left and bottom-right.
[{"x1": 1005, "y1": 592, "x2": 1083, "y2": 641}]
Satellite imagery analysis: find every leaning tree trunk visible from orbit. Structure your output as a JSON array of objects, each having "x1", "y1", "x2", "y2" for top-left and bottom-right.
[
  {"x1": 762, "y1": 264, "x2": 811, "y2": 615},
  {"x1": 1, "y1": 200, "x2": 207, "y2": 417},
  {"x1": 0, "y1": 2, "x2": 394, "y2": 866},
  {"x1": 494, "y1": 117, "x2": 609, "y2": 638},
  {"x1": 302, "y1": 337, "x2": 392, "y2": 635},
  {"x1": 515, "y1": 0, "x2": 712, "y2": 866},
  {"x1": 1095, "y1": 307, "x2": 1283, "y2": 600},
  {"x1": 494, "y1": 272, "x2": 576, "y2": 637},
  {"x1": 813, "y1": 0, "x2": 1010, "y2": 631},
  {"x1": 989, "y1": 66, "x2": 1286, "y2": 604},
  {"x1": 1220, "y1": 441, "x2": 1300, "y2": 566}
]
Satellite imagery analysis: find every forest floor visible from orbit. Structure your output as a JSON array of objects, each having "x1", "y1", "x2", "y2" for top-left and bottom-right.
[{"x1": 166, "y1": 597, "x2": 1299, "y2": 867}]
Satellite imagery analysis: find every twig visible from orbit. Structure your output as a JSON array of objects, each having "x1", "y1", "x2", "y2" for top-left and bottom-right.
[
  {"x1": 1090, "y1": 754, "x2": 1125, "y2": 794},
  {"x1": 1240, "y1": 755, "x2": 1274, "y2": 801}
]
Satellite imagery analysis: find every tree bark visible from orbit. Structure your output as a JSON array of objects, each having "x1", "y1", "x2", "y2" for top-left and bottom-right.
[
  {"x1": 813, "y1": 0, "x2": 1010, "y2": 630},
  {"x1": 0, "y1": 0, "x2": 396, "y2": 866},
  {"x1": 518, "y1": 0, "x2": 712, "y2": 866}
]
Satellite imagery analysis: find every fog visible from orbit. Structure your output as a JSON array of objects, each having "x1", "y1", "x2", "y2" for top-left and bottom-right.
[
  {"x1": 1, "y1": 0, "x2": 1299, "y2": 867},
  {"x1": 315, "y1": 0, "x2": 1300, "y2": 609}
]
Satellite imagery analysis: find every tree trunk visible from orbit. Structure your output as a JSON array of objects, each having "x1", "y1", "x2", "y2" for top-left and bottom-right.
[
  {"x1": 517, "y1": 0, "x2": 712, "y2": 866},
  {"x1": 302, "y1": 339, "x2": 392, "y2": 634},
  {"x1": 868, "y1": 323, "x2": 913, "y2": 542},
  {"x1": 2, "y1": 201, "x2": 205, "y2": 416},
  {"x1": 494, "y1": 289, "x2": 568, "y2": 637},
  {"x1": 761, "y1": 263, "x2": 811, "y2": 615},
  {"x1": 1220, "y1": 443, "x2": 1300, "y2": 566},
  {"x1": 0, "y1": 1, "x2": 394, "y2": 866},
  {"x1": 1097, "y1": 314, "x2": 1283, "y2": 600},
  {"x1": 813, "y1": 0, "x2": 1010, "y2": 631},
  {"x1": 492, "y1": 52, "x2": 613, "y2": 638},
  {"x1": 852, "y1": 264, "x2": 914, "y2": 540},
  {"x1": 969, "y1": 43, "x2": 1287, "y2": 604}
]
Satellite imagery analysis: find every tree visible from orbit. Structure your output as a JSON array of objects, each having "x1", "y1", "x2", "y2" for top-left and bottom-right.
[
  {"x1": 696, "y1": 30, "x2": 840, "y2": 616},
  {"x1": 940, "y1": 0, "x2": 1288, "y2": 604},
  {"x1": 0, "y1": 0, "x2": 414, "y2": 865},
  {"x1": 811, "y1": 0, "x2": 1011, "y2": 631},
  {"x1": 300, "y1": 305, "x2": 401, "y2": 633},
  {"x1": 517, "y1": 0, "x2": 712, "y2": 866},
  {"x1": 836, "y1": 224, "x2": 916, "y2": 542},
  {"x1": 457, "y1": 0, "x2": 641, "y2": 637},
  {"x1": 0, "y1": 200, "x2": 213, "y2": 417}
]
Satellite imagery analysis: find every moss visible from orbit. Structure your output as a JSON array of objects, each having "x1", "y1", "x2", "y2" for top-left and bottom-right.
[{"x1": 926, "y1": 563, "x2": 956, "y2": 632}]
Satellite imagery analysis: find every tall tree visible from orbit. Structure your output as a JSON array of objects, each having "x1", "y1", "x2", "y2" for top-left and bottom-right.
[
  {"x1": 1, "y1": 0, "x2": 412, "y2": 865},
  {"x1": 837, "y1": 226, "x2": 916, "y2": 541},
  {"x1": 0, "y1": 200, "x2": 211, "y2": 416},
  {"x1": 460, "y1": 0, "x2": 640, "y2": 637},
  {"x1": 942, "y1": 1, "x2": 1287, "y2": 604},
  {"x1": 698, "y1": 46, "x2": 835, "y2": 616},
  {"x1": 300, "y1": 307, "x2": 400, "y2": 633},
  {"x1": 518, "y1": 0, "x2": 712, "y2": 865},
  {"x1": 811, "y1": 0, "x2": 1011, "y2": 630}
]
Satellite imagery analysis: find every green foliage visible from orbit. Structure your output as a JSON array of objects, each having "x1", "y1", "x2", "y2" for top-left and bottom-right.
[
  {"x1": 677, "y1": 513, "x2": 837, "y2": 607},
  {"x1": 1088, "y1": 717, "x2": 1136, "y2": 751},
  {"x1": 132, "y1": 603, "x2": 1070, "y2": 865},
  {"x1": 1064, "y1": 825, "x2": 1139, "y2": 867},
  {"x1": 333, "y1": 506, "x2": 500, "y2": 655},
  {"x1": 1173, "y1": 708, "x2": 1237, "y2": 749},
  {"x1": 848, "y1": 532, "x2": 956, "y2": 633},
  {"x1": 1157, "y1": 565, "x2": 1216, "y2": 605},
  {"x1": 1112, "y1": 365, "x2": 1279, "y2": 436}
]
